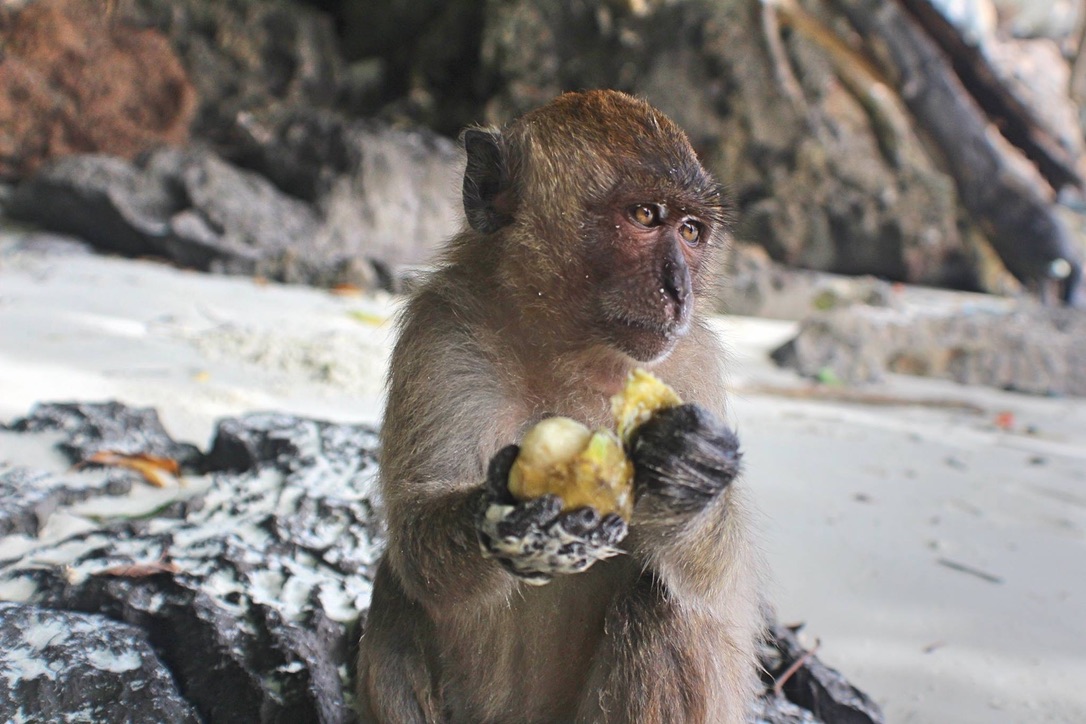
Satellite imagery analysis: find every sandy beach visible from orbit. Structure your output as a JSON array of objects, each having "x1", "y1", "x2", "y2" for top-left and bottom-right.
[{"x1": 2, "y1": 235, "x2": 1084, "y2": 723}]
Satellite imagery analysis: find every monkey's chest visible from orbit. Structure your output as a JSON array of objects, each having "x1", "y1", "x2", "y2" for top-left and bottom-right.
[{"x1": 438, "y1": 560, "x2": 628, "y2": 721}]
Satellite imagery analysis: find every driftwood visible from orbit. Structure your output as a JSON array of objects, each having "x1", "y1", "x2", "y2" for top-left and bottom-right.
[
  {"x1": 832, "y1": 0, "x2": 1084, "y2": 305},
  {"x1": 897, "y1": 0, "x2": 1082, "y2": 193}
]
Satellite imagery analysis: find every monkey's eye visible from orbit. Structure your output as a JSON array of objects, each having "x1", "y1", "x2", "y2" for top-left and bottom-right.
[
  {"x1": 679, "y1": 220, "x2": 701, "y2": 246},
  {"x1": 630, "y1": 204, "x2": 662, "y2": 227}
]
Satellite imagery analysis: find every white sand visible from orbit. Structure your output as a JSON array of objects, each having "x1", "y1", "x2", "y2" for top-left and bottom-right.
[{"x1": 1, "y1": 236, "x2": 1084, "y2": 723}]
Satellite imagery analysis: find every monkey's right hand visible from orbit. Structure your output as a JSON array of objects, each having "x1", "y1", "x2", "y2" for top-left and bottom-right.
[
  {"x1": 475, "y1": 445, "x2": 629, "y2": 585},
  {"x1": 627, "y1": 404, "x2": 741, "y2": 519}
]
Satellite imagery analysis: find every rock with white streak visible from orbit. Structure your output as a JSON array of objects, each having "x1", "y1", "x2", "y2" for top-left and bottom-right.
[
  {"x1": 0, "y1": 402, "x2": 880, "y2": 723},
  {"x1": 0, "y1": 602, "x2": 201, "y2": 723}
]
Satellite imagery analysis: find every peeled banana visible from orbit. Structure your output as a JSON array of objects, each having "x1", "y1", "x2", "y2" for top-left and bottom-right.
[
  {"x1": 506, "y1": 369, "x2": 683, "y2": 520},
  {"x1": 610, "y1": 368, "x2": 682, "y2": 444}
]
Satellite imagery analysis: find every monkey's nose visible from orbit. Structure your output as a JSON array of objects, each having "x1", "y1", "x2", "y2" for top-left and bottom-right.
[{"x1": 662, "y1": 254, "x2": 690, "y2": 309}]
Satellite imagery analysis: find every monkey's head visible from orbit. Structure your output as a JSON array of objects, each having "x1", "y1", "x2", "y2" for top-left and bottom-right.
[{"x1": 461, "y1": 90, "x2": 728, "y2": 364}]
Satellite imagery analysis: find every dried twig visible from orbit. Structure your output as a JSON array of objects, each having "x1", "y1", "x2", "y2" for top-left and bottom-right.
[
  {"x1": 937, "y1": 557, "x2": 1003, "y2": 584},
  {"x1": 100, "y1": 559, "x2": 181, "y2": 578},
  {"x1": 773, "y1": 637, "x2": 821, "y2": 696}
]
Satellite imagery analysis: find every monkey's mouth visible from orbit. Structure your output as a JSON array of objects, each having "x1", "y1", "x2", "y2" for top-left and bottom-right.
[{"x1": 601, "y1": 311, "x2": 690, "y2": 363}]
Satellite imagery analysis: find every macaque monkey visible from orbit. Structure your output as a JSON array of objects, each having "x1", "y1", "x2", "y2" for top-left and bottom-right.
[{"x1": 357, "y1": 90, "x2": 763, "y2": 723}]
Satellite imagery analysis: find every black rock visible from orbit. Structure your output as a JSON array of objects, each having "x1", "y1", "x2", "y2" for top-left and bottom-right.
[
  {"x1": 762, "y1": 623, "x2": 884, "y2": 724},
  {"x1": 0, "y1": 402, "x2": 881, "y2": 723},
  {"x1": 0, "y1": 466, "x2": 133, "y2": 540},
  {"x1": 231, "y1": 107, "x2": 463, "y2": 281},
  {"x1": 8, "y1": 148, "x2": 332, "y2": 283},
  {"x1": 8, "y1": 401, "x2": 203, "y2": 470},
  {"x1": 9, "y1": 128, "x2": 461, "y2": 290},
  {"x1": 0, "y1": 602, "x2": 201, "y2": 723},
  {"x1": 2, "y1": 408, "x2": 383, "y2": 723}
]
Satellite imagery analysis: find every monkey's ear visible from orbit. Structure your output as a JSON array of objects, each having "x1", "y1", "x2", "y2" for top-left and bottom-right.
[{"x1": 462, "y1": 127, "x2": 516, "y2": 234}]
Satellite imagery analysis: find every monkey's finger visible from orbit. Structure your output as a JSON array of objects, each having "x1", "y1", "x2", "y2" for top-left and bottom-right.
[
  {"x1": 594, "y1": 513, "x2": 628, "y2": 547},
  {"x1": 555, "y1": 506, "x2": 600, "y2": 536},
  {"x1": 496, "y1": 494, "x2": 562, "y2": 538},
  {"x1": 494, "y1": 559, "x2": 553, "y2": 587},
  {"x1": 564, "y1": 513, "x2": 627, "y2": 550},
  {"x1": 485, "y1": 444, "x2": 522, "y2": 500},
  {"x1": 550, "y1": 509, "x2": 627, "y2": 554},
  {"x1": 630, "y1": 405, "x2": 741, "y2": 498},
  {"x1": 629, "y1": 404, "x2": 717, "y2": 452}
]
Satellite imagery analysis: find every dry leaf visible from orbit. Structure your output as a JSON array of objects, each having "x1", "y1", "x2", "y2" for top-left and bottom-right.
[
  {"x1": 85, "y1": 451, "x2": 181, "y2": 488},
  {"x1": 100, "y1": 560, "x2": 181, "y2": 578},
  {"x1": 331, "y1": 283, "x2": 364, "y2": 297},
  {"x1": 347, "y1": 309, "x2": 387, "y2": 326}
]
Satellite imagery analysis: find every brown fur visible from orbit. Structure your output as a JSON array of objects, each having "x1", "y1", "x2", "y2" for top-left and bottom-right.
[
  {"x1": 0, "y1": 0, "x2": 196, "y2": 179},
  {"x1": 357, "y1": 90, "x2": 763, "y2": 723}
]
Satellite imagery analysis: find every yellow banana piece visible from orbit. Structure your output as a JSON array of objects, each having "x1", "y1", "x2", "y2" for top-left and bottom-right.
[{"x1": 506, "y1": 369, "x2": 681, "y2": 520}]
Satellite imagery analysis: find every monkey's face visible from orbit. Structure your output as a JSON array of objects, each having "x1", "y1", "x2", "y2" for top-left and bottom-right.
[
  {"x1": 587, "y1": 197, "x2": 713, "y2": 363},
  {"x1": 461, "y1": 90, "x2": 728, "y2": 363}
]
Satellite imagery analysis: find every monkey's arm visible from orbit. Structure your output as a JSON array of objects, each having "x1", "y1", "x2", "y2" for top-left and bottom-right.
[
  {"x1": 380, "y1": 312, "x2": 627, "y2": 608},
  {"x1": 625, "y1": 404, "x2": 752, "y2": 601},
  {"x1": 385, "y1": 444, "x2": 629, "y2": 607}
]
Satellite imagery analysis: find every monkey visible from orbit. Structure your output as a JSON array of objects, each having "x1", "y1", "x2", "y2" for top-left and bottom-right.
[{"x1": 356, "y1": 89, "x2": 764, "y2": 723}]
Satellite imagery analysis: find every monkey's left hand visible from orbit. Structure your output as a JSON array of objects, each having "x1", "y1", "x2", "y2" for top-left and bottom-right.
[
  {"x1": 628, "y1": 404, "x2": 741, "y2": 519},
  {"x1": 476, "y1": 445, "x2": 629, "y2": 585}
]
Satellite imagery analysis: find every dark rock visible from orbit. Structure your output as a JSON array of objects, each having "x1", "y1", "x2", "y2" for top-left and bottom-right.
[
  {"x1": 7, "y1": 153, "x2": 181, "y2": 259},
  {"x1": 0, "y1": 602, "x2": 201, "y2": 723},
  {"x1": 337, "y1": 0, "x2": 488, "y2": 135},
  {"x1": 2, "y1": 408, "x2": 383, "y2": 723},
  {"x1": 123, "y1": 0, "x2": 343, "y2": 151},
  {"x1": 9, "y1": 127, "x2": 460, "y2": 287},
  {"x1": 0, "y1": 402, "x2": 879, "y2": 722},
  {"x1": 9, "y1": 401, "x2": 203, "y2": 470},
  {"x1": 762, "y1": 623, "x2": 885, "y2": 724},
  {"x1": 0, "y1": 466, "x2": 132, "y2": 540},
  {"x1": 772, "y1": 302, "x2": 1086, "y2": 396},
  {"x1": 232, "y1": 108, "x2": 463, "y2": 274},
  {"x1": 8, "y1": 148, "x2": 340, "y2": 283}
]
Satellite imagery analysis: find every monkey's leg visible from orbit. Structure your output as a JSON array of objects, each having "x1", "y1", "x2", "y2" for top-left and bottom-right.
[
  {"x1": 357, "y1": 560, "x2": 443, "y2": 723},
  {"x1": 576, "y1": 573, "x2": 718, "y2": 724}
]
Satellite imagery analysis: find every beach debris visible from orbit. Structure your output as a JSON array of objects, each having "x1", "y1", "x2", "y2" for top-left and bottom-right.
[
  {"x1": 82, "y1": 451, "x2": 181, "y2": 488},
  {"x1": 937, "y1": 557, "x2": 1004, "y2": 584}
]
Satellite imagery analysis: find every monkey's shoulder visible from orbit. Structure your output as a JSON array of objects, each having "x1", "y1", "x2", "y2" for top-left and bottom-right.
[{"x1": 385, "y1": 281, "x2": 515, "y2": 441}]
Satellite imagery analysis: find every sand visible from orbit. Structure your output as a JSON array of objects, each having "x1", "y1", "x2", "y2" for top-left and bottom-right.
[{"x1": 1, "y1": 234, "x2": 1084, "y2": 723}]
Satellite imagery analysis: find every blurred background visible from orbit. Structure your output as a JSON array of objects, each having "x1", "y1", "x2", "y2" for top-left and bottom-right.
[
  {"x1": 3, "y1": 0, "x2": 1086, "y2": 307},
  {"x1": 1, "y1": 1, "x2": 1085, "y2": 723}
]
